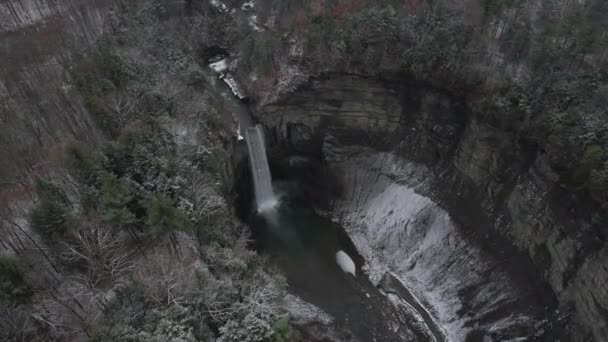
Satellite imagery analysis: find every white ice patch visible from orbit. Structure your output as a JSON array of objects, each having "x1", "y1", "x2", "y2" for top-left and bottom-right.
[
  {"x1": 236, "y1": 123, "x2": 244, "y2": 141},
  {"x1": 249, "y1": 15, "x2": 264, "y2": 32},
  {"x1": 220, "y1": 74, "x2": 248, "y2": 100},
  {"x1": 336, "y1": 250, "x2": 356, "y2": 276},
  {"x1": 210, "y1": 0, "x2": 229, "y2": 12},
  {"x1": 242, "y1": 1, "x2": 255, "y2": 11},
  {"x1": 209, "y1": 58, "x2": 228, "y2": 73}
]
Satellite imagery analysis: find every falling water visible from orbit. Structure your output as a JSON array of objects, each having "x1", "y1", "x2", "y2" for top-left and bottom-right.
[{"x1": 245, "y1": 125, "x2": 278, "y2": 212}]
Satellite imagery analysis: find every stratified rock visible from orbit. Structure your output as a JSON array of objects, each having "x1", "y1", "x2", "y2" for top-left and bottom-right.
[{"x1": 259, "y1": 74, "x2": 608, "y2": 341}]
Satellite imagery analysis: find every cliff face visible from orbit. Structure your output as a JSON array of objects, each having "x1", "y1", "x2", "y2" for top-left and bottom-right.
[
  {"x1": 328, "y1": 149, "x2": 555, "y2": 341},
  {"x1": 0, "y1": 0, "x2": 108, "y2": 192},
  {"x1": 259, "y1": 75, "x2": 608, "y2": 341}
]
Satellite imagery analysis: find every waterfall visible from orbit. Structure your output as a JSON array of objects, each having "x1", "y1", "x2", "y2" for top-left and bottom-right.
[{"x1": 245, "y1": 125, "x2": 278, "y2": 212}]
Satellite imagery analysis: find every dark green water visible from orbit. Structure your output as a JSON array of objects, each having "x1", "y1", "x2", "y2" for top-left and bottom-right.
[
  {"x1": 252, "y1": 205, "x2": 361, "y2": 268},
  {"x1": 250, "y1": 203, "x2": 411, "y2": 342}
]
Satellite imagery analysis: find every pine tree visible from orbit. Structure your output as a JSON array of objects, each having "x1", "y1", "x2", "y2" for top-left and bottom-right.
[{"x1": 142, "y1": 195, "x2": 189, "y2": 237}]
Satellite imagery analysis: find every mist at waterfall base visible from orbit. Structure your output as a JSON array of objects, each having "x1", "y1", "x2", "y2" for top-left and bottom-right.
[{"x1": 245, "y1": 126, "x2": 279, "y2": 213}]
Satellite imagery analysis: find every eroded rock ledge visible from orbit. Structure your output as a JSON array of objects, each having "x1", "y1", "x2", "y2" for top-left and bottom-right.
[
  {"x1": 257, "y1": 75, "x2": 608, "y2": 342},
  {"x1": 328, "y1": 147, "x2": 553, "y2": 341}
]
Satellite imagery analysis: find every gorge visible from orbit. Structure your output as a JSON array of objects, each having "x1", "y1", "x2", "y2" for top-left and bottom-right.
[
  {"x1": 1, "y1": 0, "x2": 608, "y2": 342},
  {"x1": 239, "y1": 75, "x2": 571, "y2": 341}
]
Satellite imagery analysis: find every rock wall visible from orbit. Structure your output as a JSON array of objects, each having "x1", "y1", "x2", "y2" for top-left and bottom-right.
[
  {"x1": 261, "y1": 75, "x2": 403, "y2": 154},
  {"x1": 259, "y1": 75, "x2": 607, "y2": 341},
  {"x1": 0, "y1": 0, "x2": 109, "y2": 197},
  {"x1": 328, "y1": 147, "x2": 554, "y2": 341}
]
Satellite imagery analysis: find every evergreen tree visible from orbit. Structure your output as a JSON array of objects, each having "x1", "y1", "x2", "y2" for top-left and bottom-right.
[
  {"x1": 142, "y1": 194, "x2": 189, "y2": 237},
  {"x1": 0, "y1": 257, "x2": 30, "y2": 303},
  {"x1": 100, "y1": 172, "x2": 136, "y2": 227}
]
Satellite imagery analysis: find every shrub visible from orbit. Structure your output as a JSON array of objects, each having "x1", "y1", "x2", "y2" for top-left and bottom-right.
[
  {"x1": 272, "y1": 316, "x2": 293, "y2": 342},
  {"x1": 0, "y1": 303, "x2": 37, "y2": 341},
  {"x1": 99, "y1": 172, "x2": 137, "y2": 227},
  {"x1": 102, "y1": 126, "x2": 178, "y2": 193},
  {"x1": 30, "y1": 201, "x2": 69, "y2": 237},
  {"x1": 92, "y1": 305, "x2": 205, "y2": 342},
  {"x1": 30, "y1": 180, "x2": 69, "y2": 237},
  {"x1": 35, "y1": 179, "x2": 69, "y2": 204},
  {"x1": 589, "y1": 162, "x2": 608, "y2": 204},
  {"x1": 0, "y1": 257, "x2": 30, "y2": 303},
  {"x1": 64, "y1": 144, "x2": 97, "y2": 184},
  {"x1": 218, "y1": 314, "x2": 274, "y2": 342},
  {"x1": 582, "y1": 145, "x2": 605, "y2": 167},
  {"x1": 570, "y1": 145, "x2": 606, "y2": 184},
  {"x1": 92, "y1": 48, "x2": 133, "y2": 88},
  {"x1": 142, "y1": 195, "x2": 189, "y2": 237}
]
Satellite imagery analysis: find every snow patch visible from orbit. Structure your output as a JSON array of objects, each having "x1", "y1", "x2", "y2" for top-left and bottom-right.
[
  {"x1": 332, "y1": 151, "x2": 543, "y2": 342},
  {"x1": 209, "y1": 58, "x2": 228, "y2": 73},
  {"x1": 242, "y1": 1, "x2": 255, "y2": 11},
  {"x1": 336, "y1": 250, "x2": 356, "y2": 276},
  {"x1": 283, "y1": 294, "x2": 334, "y2": 325},
  {"x1": 220, "y1": 74, "x2": 248, "y2": 100},
  {"x1": 209, "y1": 0, "x2": 229, "y2": 12},
  {"x1": 249, "y1": 15, "x2": 264, "y2": 32}
]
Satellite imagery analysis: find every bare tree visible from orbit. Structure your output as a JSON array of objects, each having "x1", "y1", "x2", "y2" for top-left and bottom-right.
[
  {"x1": 133, "y1": 247, "x2": 196, "y2": 306},
  {"x1": 61, "y1": 223, "x2": 133, "y2": 293},
  {"x1": 203, "y1": 269, "x2": 284, "y2": 323},
  {"x1": 240, "y1": 272, "x2": 284, "y2": 320},
  {"x1": 105, "y1": 92, "x2": 136, "y2": 128},
  {"x1": 181, "y1": 171, "x2": 226, "y2": 223}
]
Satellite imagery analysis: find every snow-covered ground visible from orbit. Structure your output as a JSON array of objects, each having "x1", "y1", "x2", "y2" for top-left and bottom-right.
[
  {"x1": 283, "y1": 294, "x2": 334, "y2": 325},
  {"x1": 209, "y1": 58, "x2": 228, "y2": 73}
]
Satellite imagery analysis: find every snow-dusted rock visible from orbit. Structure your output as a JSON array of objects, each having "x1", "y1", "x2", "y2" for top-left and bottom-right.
[
  {"x1": 209, "y1": 58, "x2": 228, "y2": 73},
  {"x1": 209, "y1": 0, "x2": 228, "y2": 12},
  {"x1": 283, "y1": 294, "x2": 334, "y2": 325},
  {"x1": 331, "y1": 150, "x2": 544, "y2": 341}
]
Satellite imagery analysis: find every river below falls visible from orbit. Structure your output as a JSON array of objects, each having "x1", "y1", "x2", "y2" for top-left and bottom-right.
[{"x1": 250, "y1": 202, "x2": 440, "y2": 342}]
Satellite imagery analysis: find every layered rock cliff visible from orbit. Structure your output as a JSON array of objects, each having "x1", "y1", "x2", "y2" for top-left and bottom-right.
[{"x1": 258, "y1": 75, "x2": 607, "y2": 341}]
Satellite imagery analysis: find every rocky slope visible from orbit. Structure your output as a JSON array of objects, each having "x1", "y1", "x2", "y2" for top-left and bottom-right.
[
  {"x1": 258, "y1": 75, "x2": 607, "y2": 341},
  {"x1": 0, "y1": 0, "x2": 108, "y2": 186}
]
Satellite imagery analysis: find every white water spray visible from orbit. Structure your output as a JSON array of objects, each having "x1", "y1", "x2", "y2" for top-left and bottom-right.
[{"x1": 245, "y1": 125, "x2": 278, "y2": 213}]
